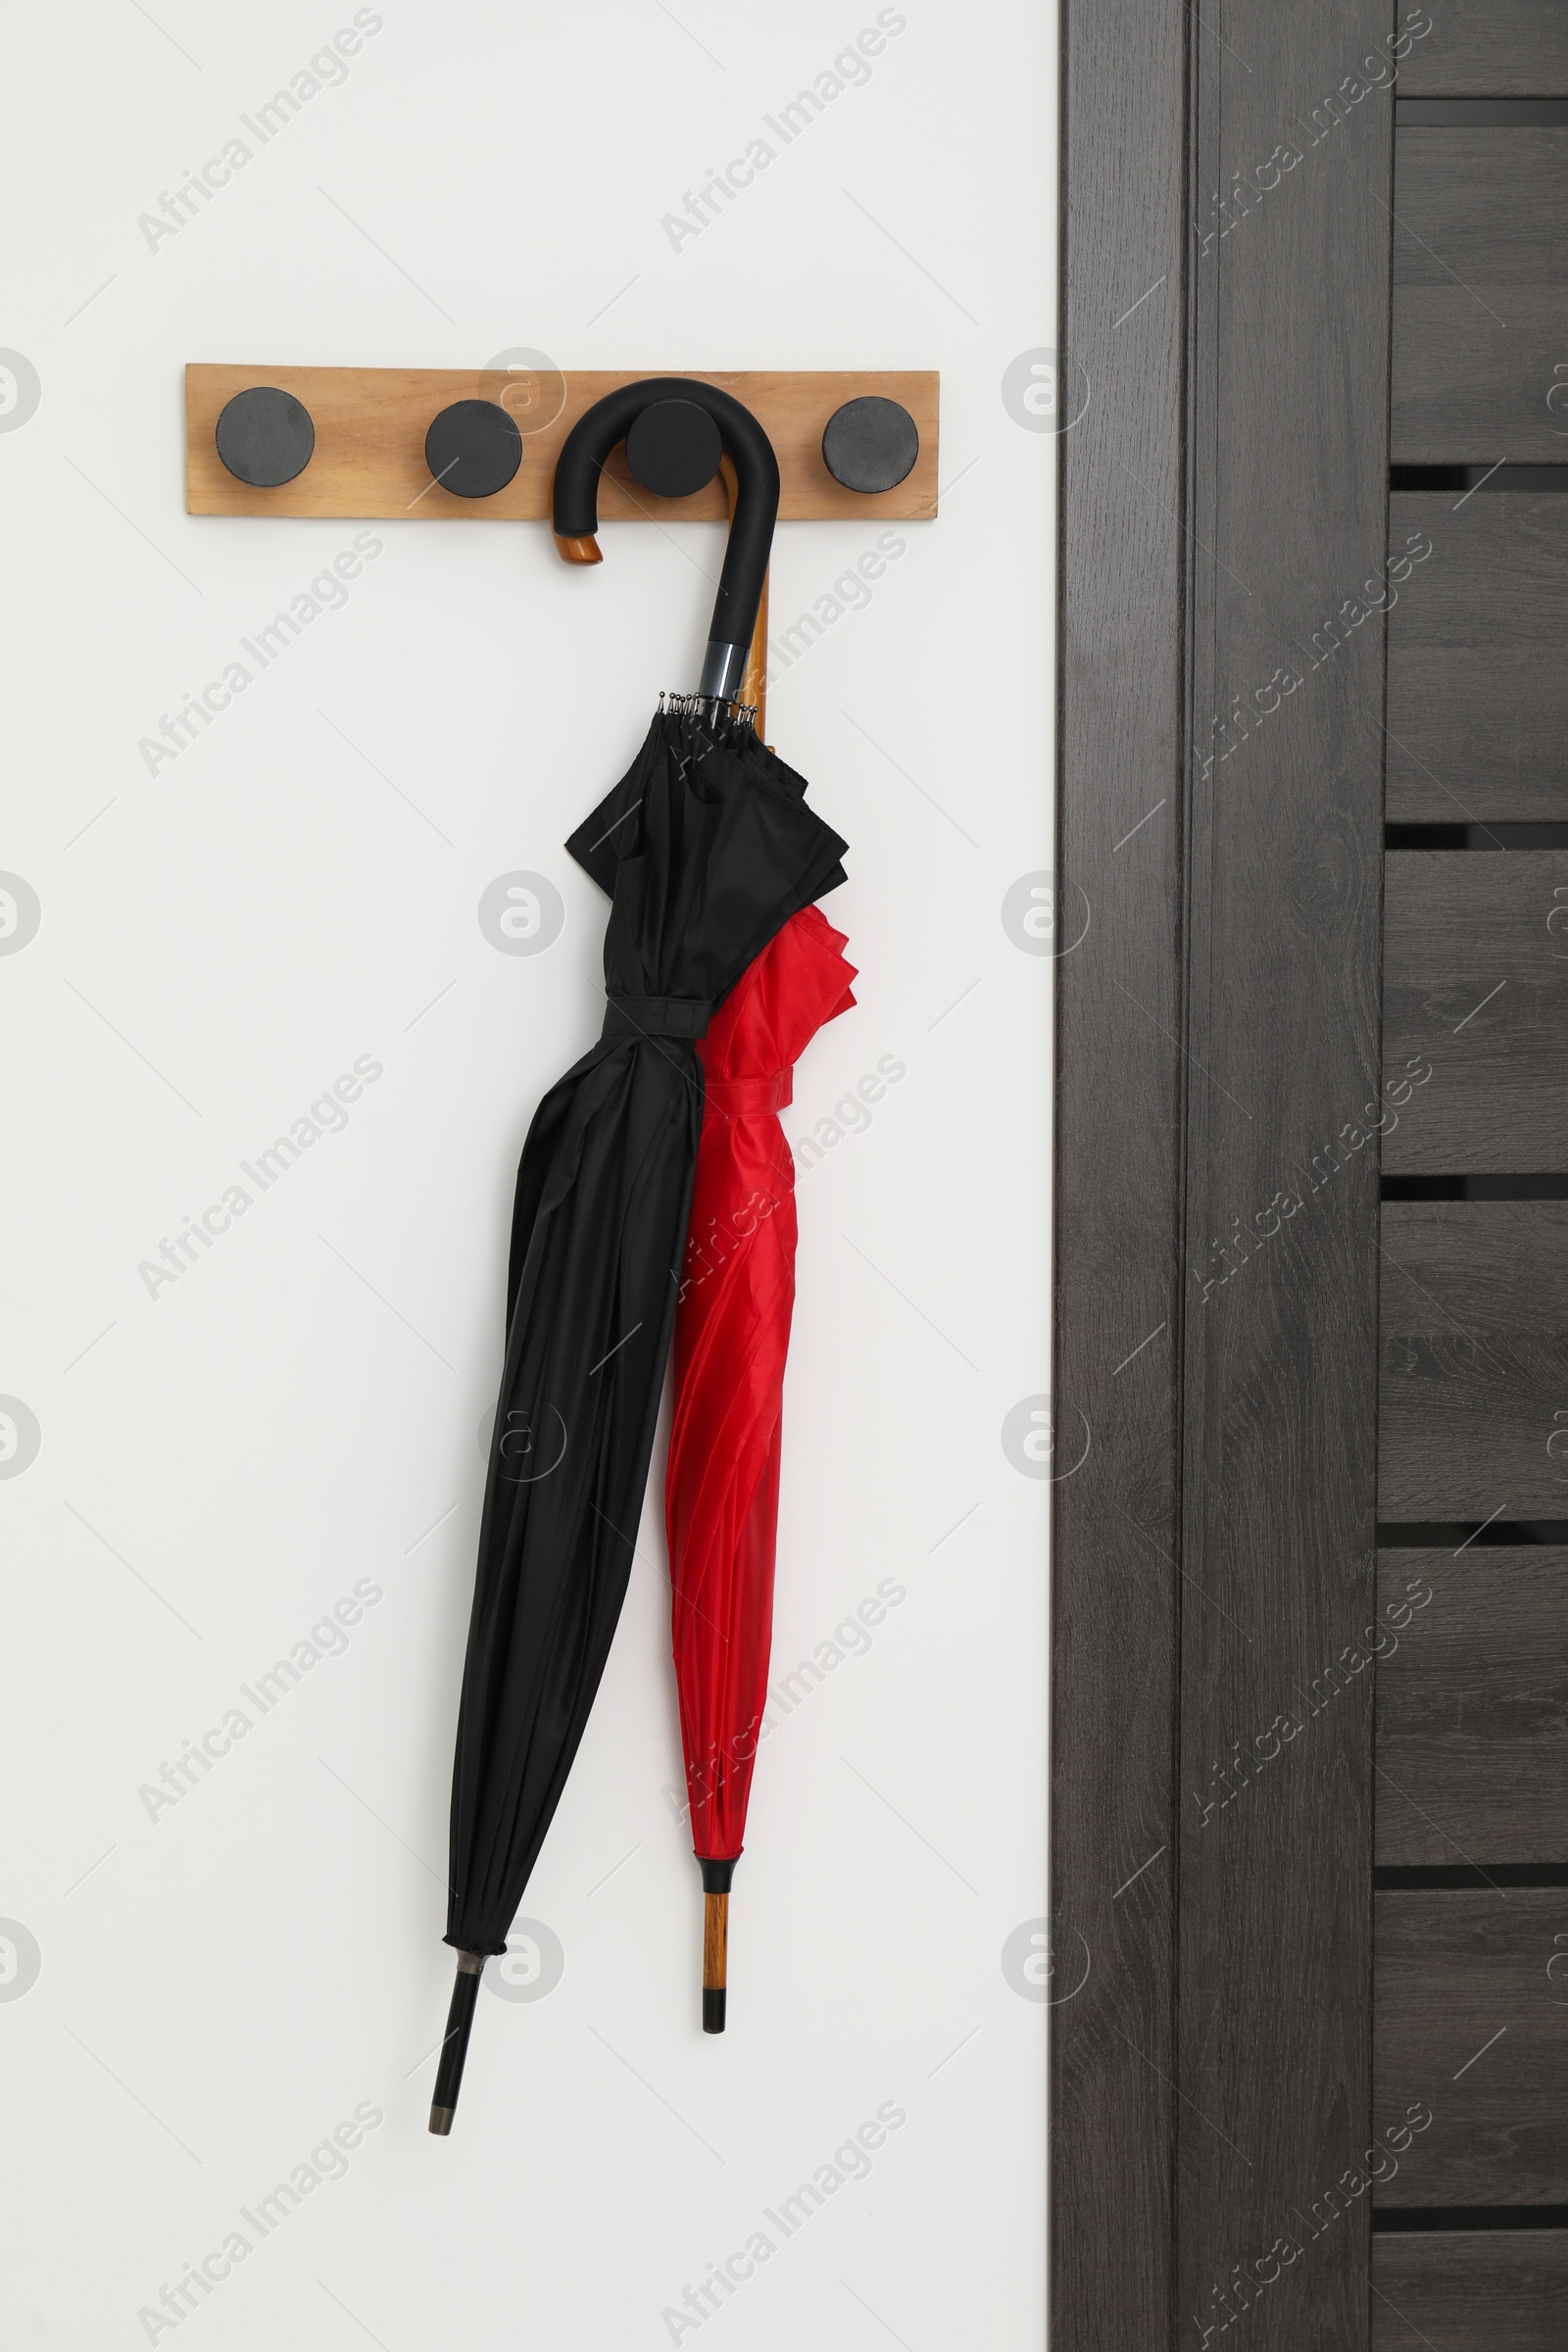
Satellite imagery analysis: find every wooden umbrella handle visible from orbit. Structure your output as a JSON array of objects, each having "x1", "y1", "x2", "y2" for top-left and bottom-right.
[
  {"x1": 720, "y1": 455, "x2": 768, "y2": 739},
  {"x1": 703, "y1": 1891, "x2": 729, "y2": 2034},
  {"x1": 741, "y1": 572, "x2": 769, "y2": 737},
  {"x1": 700, "y1": 1857, "x2": 737, "y2": 2033}
]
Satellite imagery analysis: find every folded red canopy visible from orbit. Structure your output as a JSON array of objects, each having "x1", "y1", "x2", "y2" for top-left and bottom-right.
[{"x1": 664, "y1": 903, "x2": 856, "y2": 2024}]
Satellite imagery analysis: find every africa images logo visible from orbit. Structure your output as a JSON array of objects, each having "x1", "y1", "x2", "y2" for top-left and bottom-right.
[
  {"x1": 0, "y1": 873, "x2": 42, "y2": 954},
  {"x1": 136, "y1": 535, "x2": 384, "y2": 777},
  {"x1": 136, "y1": 1056, "x2": 383, "y2": 1300},
  {"x1": 0, "y1": 351, "x2": 41, "y2": 432},
  {"x1": 1002, "y1": 347, "x2": 1090, "y2": 436},
  {"x1": 136, "y1": 2100, "x2": 385, "y2": 2343},
  {"x1": 0, "y1": 1920, "x2": 42, "y2": 2001},
  {"x1": 0, "y1": 1398, "x2": 42, "y2": 1480},
  {"x1": 660, "y1": 13, "x2": 908, "y2": 254},
  {"x1": 135, "y1": 12, "x2": 386, "y2": 254},
  {"x1": 477, "y1": 872, "x2": 565, "y2": 956}
]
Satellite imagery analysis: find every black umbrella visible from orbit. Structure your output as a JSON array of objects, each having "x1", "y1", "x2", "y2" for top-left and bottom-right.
[{"x1": 430, "y1": 381, "x2": 848, "y2": 2132}]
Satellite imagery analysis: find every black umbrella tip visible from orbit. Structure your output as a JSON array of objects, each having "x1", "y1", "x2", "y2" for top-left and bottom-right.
[
  {"x1": 703, "y1": 1986, "x2": 727, "y2": 2034},
  {"x1": 428, "y1": 1950, "x2": 484, "y2": 2136}
]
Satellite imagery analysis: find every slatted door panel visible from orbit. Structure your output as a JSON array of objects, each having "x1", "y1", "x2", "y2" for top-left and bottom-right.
[
  {"x1": 1378, "y1": 1202, "x2": 1568, "y2": 1517},
  {"x1": 1400, "y1": 2, "x2": 1568, "y2": 98},
  {"x1": 1383, "y1": 852, "x2": 1568, "y2": 1169},
  {"x1": 1372, "y1": 2234, "x2": 1568, "y2": 2350},
  {"x1": 1376, "y1": 25, "x2": 1568, "y2": 2332},
  {"x1": 1375, "y1": 1890, "x2": 1568, "y2": 2205},
  {"x1": 1386, "y1": 496, "x2": 1568, "y2": 824},
  {"x1": 1391, "y1": 128, "x2": 1568, "y2": 462},
  {"x1": 1375, "y1": 1551, "x2": 1568, "y2": 1864}
]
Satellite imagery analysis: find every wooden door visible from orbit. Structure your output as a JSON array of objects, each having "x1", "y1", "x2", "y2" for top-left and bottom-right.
[{"x1": 1054, "y1": 4, "x2": 1568, "y2": 2345}]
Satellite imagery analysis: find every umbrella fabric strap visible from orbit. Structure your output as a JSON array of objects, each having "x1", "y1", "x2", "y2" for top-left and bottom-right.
[
  {"x1": 602, "y1": 994, "x2": 712, "y2": 1040},
  {"x1": 703, "y1": 1071, "x2": 793, "y2": 1115}
]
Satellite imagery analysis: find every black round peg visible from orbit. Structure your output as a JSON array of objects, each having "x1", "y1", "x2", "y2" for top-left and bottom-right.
[
  {"x1": 625, "y1": 398, "x2": 723, "y2": 500},
  {"x1": 821, "y1": 396, "x2": 919, "y2": 494},
  {"x1": 424, "y1": 400, "x2": 523, "y2": 499},
  {"x1": 215, "y1": 386, "x2": 316, "y2": 488}
]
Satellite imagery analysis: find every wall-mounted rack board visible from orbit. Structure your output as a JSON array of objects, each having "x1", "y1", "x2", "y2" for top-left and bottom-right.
[{"x1": 184, "y1": 366, "x2": 939, "y2": 523}]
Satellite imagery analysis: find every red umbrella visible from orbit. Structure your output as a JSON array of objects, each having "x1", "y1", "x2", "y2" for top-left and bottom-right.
[{"x1": 664, "y1": 901, "x2": 857, "y2": 2029}]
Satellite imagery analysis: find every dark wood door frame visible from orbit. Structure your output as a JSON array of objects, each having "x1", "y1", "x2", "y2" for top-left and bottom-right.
[{"x1": 1053, "y1": 5, "x2": 1406, "y2": 2343}]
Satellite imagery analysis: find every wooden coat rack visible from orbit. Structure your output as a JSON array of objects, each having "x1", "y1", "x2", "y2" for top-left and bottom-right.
[{"x1": 184, "y1": 364, "x2": 939, "y2": 731}]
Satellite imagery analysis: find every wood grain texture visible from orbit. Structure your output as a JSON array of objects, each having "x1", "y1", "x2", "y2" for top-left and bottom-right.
[
  {"x1": 1372, "y1": 2232, "x2": 1568, "y2": 2348},
  {"x1": 1399, "y1": 0, "x2": 1568, "y2": 98},
  {"x1": 185, "y1": 366, "x2": 939, "y2": 521},
  {"x1": 1383, "y1": 852, "x2": 1568, "y2": 1171},
  {"x1": 720, "y1": 457, "x2": 769, "y2": 735},
  {"x1": 1375, "y1": 1550, "x2": 1568, "y2": 1864},
  {"x1": 1051, "y1": 0, "x2": 1186, "y2": 2341},
  {"x1": 1392, "y1": 129, "x2": 1568, "y2": 462},
  {"x1": 703, "y1": 1891, "x2": 727, "y2": 1990},
  {"x1": 1386, "y1": 495, "x2": 1568, "y2": 824},
  {"x1": 1177, "y1": 9, "x2": 1390, "y2": 2345},
  {"x1": 1379, "y1": 1202, "x2": 1568, "y2": 1516},
  {"x1": 1375, "y1": 1889, "x2": 1568, "y2": 2205}
]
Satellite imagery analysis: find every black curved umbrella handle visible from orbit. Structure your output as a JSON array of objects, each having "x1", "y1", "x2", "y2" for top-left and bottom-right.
[{"x1": 552, "y1": 377, "x2": 780, "y2": 707}]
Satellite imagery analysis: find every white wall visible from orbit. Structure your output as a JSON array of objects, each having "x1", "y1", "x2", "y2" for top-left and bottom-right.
[{"x1": 0, "y1": 4, "x2": 1055, "y2": 2344}]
